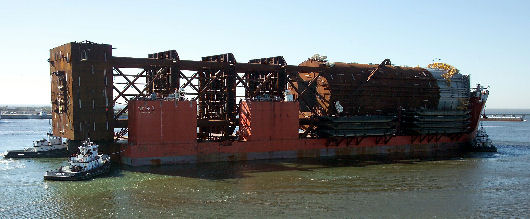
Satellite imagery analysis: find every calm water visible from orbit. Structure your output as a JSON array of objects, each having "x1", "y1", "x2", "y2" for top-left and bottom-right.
[{"x1": 0, "y1": 119, "x2": 529, "y2": 218}]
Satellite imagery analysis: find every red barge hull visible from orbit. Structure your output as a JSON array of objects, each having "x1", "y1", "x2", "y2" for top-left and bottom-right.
[
  {"x1": 121, "y1": 95, "x2": 485, "y2": 166},
  {"x1": 122, "y1": 136, "x2": 470, "y2": 166}
]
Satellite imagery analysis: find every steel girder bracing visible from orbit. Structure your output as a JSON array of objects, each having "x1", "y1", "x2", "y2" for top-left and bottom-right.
[
  {"x1": 197, "y1": 53, "x2": 237, "y2": 141},
  {"x1": 106, "y1": 50, "x2": 329, "y2": 142},
  {"x1": 110, "y1": 52, "x2": 298, "y2": 142},
  {"x1": 112, "y1": 67, "x2": 146, "y2": 140},
  {"x1": 146, "y1": 50, "x2": 180, "y2": 96},
  {"x1": 112, "y1": 51, "x2": 180, "y2": 133},
  {"x1": 113, "y1": 68, "x2": 147, "y2": 121},
  {"x1": 246, "y1": 56, "x2": 287, "y2": 100}
]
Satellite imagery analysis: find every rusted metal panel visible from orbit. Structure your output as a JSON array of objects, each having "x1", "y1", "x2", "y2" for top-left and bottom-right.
[
  {"x1": 49, "y1": 41, "x2": 113, "y2": 141},
  {"x1": 50, "y1": 43, "x2": 74, "y2": 139},
  {"x1": 128, "y1": 100, "x2": 197, "y2": 145},
  {"x1": 239, "y1": 101, "x2": 299, "y2": 141}
]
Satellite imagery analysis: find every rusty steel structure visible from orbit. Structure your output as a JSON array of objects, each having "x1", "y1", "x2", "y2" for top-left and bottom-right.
[
  {"x1": 246, "y1": 56, "x2": 287, "y2": 99},
  {"x1": 49, "y1": 41, "x2": 481, "y2": 161},
  {"x1": 49, "y1": 42, "x2": 114, "y2": 143},
  {"x1": 293, "y1": 58, "x2": 442, "y2": 116},
  {"x1": 50, "y1": 41, "x2": 327, "y2": 145}
]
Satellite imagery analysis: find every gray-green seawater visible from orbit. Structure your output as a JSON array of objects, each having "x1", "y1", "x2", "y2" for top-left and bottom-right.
[{"x1": 1, "y1": 118, "x2": 529, "y2": 218}]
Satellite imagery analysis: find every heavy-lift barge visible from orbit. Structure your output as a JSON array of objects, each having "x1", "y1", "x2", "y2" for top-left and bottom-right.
[{"x1": 49, "y1": 41, "x2": 488, "y2": 166}]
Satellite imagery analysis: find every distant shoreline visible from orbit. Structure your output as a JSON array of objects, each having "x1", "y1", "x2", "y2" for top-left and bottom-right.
[
  {"x1": 484, "y1": 109, "x2": 530, "y2": 114},
  {"x1": 1, "y1": 114, "x2": 51, "y2": 119}
]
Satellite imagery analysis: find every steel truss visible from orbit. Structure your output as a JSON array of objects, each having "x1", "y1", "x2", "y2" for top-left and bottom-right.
[{"x1": 109, "y1": 52, "x2": 328, "y2": 141}]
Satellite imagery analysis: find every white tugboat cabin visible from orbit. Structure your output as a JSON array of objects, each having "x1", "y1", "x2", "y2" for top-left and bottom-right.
[
  {"x1": 67, "y1": 141, "x2": 109, "y2": 173},
  {"x1": 30, "y1": 134, "x2": 66, "y2": 152},
  {"x1": 4, "y1": 133, "x2": 68, "y2": 158},
  {"x1": 44, "y1": 139, "x2": 111, "y2": 181}
]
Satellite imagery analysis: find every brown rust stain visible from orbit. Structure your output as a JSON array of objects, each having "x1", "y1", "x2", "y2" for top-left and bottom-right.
[{"x1": 150, "y1": 159, "x2": 162, "y2": 166}]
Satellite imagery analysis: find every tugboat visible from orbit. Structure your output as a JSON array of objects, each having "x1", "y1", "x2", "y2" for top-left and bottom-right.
[
  {"x1": 4, "y1": 133, "x2": 68, "y2": 158},
  {"x1": 471, "y1": 126, "x2": 497, "y2": 152},
  {"x1": 44, "y1": 139, "x2": 111, "y2": 181}
]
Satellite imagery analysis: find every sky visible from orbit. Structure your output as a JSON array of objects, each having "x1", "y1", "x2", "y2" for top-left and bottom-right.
[{"x1": 0, "y1": 0, "x2": 529, "y2": 108}]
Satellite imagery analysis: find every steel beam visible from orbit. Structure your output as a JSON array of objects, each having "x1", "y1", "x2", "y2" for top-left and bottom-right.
[{"x1": 110, "y1": 57, "x2": 327, "y2": 73}]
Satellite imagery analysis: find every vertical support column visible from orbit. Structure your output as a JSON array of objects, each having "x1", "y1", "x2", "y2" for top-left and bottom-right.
[
  {"x1": 146, "y1": 50, "x2": 180, "y2": 97},
  {"x1": 49, "y1": 41, "x2": 114, "y2": 148},
  {"x1": 246, "y1": 56, "x2": 287, "y2": 99},
  {"x1": 197, "y1": 53, "x2": 237, "y2": 141}
]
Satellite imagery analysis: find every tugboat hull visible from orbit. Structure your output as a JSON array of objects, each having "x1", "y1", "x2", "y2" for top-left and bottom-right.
[
  {"x1": 44, "y1": 162, "x2": 111, "y2": 181},
  {"x1": 4, "y1": 149, "x2": 69, "y2": 158}
]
